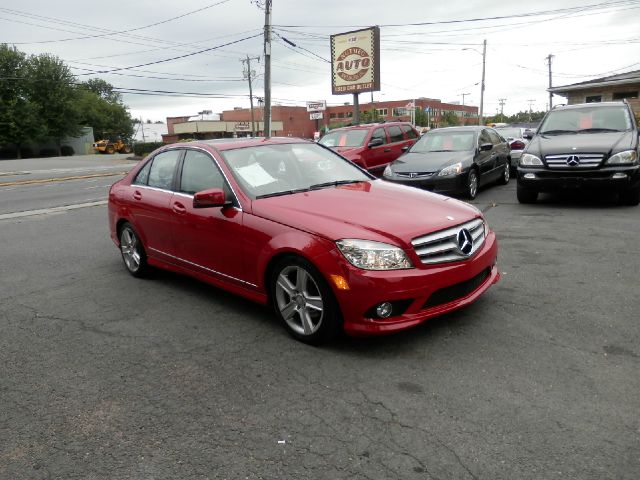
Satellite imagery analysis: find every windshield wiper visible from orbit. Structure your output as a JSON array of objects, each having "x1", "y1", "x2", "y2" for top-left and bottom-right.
[
  {"x1": 309, "y1": 180, "x2": 363, "y2": 190},
  {"x1": 577, "y1": 128, "x2": 623, "y2": 133},
  {"x1": 540, "y1": 129, "x2": 577, "y2": 135},
  {"x1": 427, "y1": 149, "x2": 455, "y2": 152},
  {"x1": 255, "y1": 188, "x2": 309, "y2": 199}
]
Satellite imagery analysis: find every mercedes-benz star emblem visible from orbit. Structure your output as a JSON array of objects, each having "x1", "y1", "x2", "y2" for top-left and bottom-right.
[
  {"x1": 456, "y1": 228, "x2": 473, "y2": 256},
  {"x1": 566, "y1": 155, "x2": 580, "y2": 166}
]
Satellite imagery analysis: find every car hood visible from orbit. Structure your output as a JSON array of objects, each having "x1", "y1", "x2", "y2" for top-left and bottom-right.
[
  {"x1": 390, "y1": 151, "x2": 474, "y2": 173},
  {"x1": 528, "y1": 130, "x2": 636, "y2": 157},
  {"x1": 327, "y1": 145, "x2": 364, "y2": 159},
  {"x1": 250, "y1": 180, "x2": 481, "y2": 247}
]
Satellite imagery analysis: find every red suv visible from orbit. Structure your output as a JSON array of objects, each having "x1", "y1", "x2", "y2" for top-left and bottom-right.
[{"x1": 319, "y1": 122, "x2": 420, "y2": 174}]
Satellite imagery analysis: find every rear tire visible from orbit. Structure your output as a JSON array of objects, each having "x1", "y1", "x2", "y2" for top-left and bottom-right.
[
  {"x1": 517, "y1": 184, "x2": 538, "y2": 204},
  {"x1": 270, "y1": 256, "x2": 342, "y2": 345},
  {"x1": 106, "y1": 145, "x2": 115, "y2": 154},
  {"x1": 119, "y1": 222, "x2": 149, "y2": 277},
  {"x1": 620, "y1": 186, "x2": 640, "y2": 206},
  {"x1": 498, "y1": 161, "x2": 510, "y2": 185},
  {"x1": 122, "y1": 145, "x2": 132, "y2": 154}
]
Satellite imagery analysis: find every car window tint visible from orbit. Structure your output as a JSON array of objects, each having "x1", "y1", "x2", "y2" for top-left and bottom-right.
[
  {"x1": 487, "y1": 129, "x2": 502, "y2": 145},
  {"x1": 180, "y1": 150, "x2": 225, "y2": 195},
  {"x1": 371, "y1": 128, "x2": 387, "y2": 144},
  {"x1": 478, "y1": 130, "x2": 492, "y2": 146},
  {"x1": 133, "y1": 160, "x2": 152, "y2": 185},
  {"x1": 401, "y1": 125, "x2": 418, "y2": 139},
  {"x1": 387, "y1": 125, "x2": 404, "y2": 143},
  {"x1": 147, "y1": 150, "x2": 181, "y2": 190}
]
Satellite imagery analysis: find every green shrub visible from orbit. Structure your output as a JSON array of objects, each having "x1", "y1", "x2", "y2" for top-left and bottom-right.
[
  {"x1": 133, "y1": 142, "x2": 164, "y2": 157},
  {"x1": 39, "y1": 148, "x2": 57, "y2": 157},
  {"x1": 20, "y1": 147, "x2": 34, "y2": 159}
]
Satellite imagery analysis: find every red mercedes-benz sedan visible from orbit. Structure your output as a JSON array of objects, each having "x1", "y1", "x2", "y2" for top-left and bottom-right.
[{"x1": 108, "y1": 138, "x2": 499, "y2": 344}]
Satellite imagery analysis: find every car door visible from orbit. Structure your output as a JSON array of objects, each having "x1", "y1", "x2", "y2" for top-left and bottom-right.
[
  {"x1": 385, "y1": 125, "x2": 407, "y2": 164},
  {"x1": 476, "y1": 129, "x2": 496, "y2": 181},
  {"x1": 170, "y1": 149, "x2": 246, "y2": 285},
  {"x1": 129, "y1": 149, "x2": 183, "y2": 261},
  {"x1": 361, "y1": 126, "x2": 391, "y2": 172},
  {"x1": 487, "y1": 128, "x2": 509, "y2": 178}
]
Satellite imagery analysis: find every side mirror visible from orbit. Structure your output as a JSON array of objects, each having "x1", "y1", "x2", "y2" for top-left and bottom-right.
[
  {"x1": 523, "y1": 131, "x2": 534, "y2": 140},
  {"x1": 368, "y1": 138, "x2": 384, "y2": 148},
  {"x1": 193, "y1": 188, "x2": 230, "y2": 208},
  {"x1": 480, "y1": 143, "x2": 493, "y2": 152},
  {"x1": 401, "y1": 145, "x2": 410, "y2": 152}
]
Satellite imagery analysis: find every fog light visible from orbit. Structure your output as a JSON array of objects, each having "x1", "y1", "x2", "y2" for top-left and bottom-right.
[
  {"x1": 523, "y1": 173, "x2": 536, "y2": 179},
  {"x1": 376, "y1": 302, "x2": 393, "y2": 318},
  {"x1": 612, "y1": 173, "x2": 628, "y2": 179}
]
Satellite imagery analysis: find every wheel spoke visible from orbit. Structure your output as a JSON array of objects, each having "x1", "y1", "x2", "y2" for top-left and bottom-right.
[
  {"x1": 277, "y1": 274, "x2": 296, "y2": 297},
  {"x1": 280, "y1": 301, "x2": 297, "y2": 320},
  {"x1": 301, "y1": 311, "x2": 315, "y2": 335},
  {"x1": 304, "y1": 295, "x2": 323, "y2": 312},
  {"x1": 295, "y1": 268, "x2": 309, "y2": 291}
]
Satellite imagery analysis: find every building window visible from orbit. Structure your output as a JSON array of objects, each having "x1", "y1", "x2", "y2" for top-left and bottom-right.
[
  {"x1": 329, "y1": 113, "x2": 336, "y2": 119},
  {"x1": 376, "y1": 108, "x2": 388, "y2": 117},
  {"x1": 585, "y1": 95, "x2": 602, "y2": 103},
  {"x1": 393, "y1": 107, "x2": 408, "y2": 117},
  {"x1": 612, "y1": 91, "x2": 638, "y2": 100},
  {"x1": 338, "y1": 112, "x2": 345, "y2": 118}
]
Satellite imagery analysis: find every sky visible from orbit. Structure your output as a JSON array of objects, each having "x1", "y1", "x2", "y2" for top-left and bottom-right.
[{"x1": 2, "y1": 0, "x2": 640, "y2": 122}]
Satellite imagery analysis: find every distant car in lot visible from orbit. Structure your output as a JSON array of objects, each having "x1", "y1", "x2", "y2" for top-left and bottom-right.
[
  {"x1": 517, "y1": 101, "x2": 640, "y2": 205},
  {"x1": 382, "y1": 126, "x2": 511, "y2": 199},
  {"x1": 108, "y1": 138, "x2": 500, "y2": 344},
  {"x1": 318, "y1": 122, "x2": 420, "y2": 175},
  {"x1": 495, "y1": 126, "x2": 528, "y2": 171}
]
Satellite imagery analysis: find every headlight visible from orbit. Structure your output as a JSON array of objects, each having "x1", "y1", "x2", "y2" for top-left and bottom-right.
[
  {"x1": 336, "y1": 239, "x2": 413, "y2": 270},
  {"x1": 606, "y1": 150, "x2": 637, "y2": 165},
  {"x1": 383, "y1": 164, "x2": 393, "y2": 177},
  {"x1": 520, "y1": 153, "x2": 543, "y2": 166},
  {"x1": 438, "y1": 162, "x2": 462, "y2": 176}
]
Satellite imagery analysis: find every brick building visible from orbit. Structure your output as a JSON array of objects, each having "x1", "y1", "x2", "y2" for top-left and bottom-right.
[{"x1": 163, "y1": 97, "x2": 478, "y2": 142}]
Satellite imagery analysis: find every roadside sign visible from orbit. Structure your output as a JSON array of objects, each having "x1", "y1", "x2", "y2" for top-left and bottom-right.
[
  {"x1": 309, "y1": 112, "x2": 324, "y2": 120},
  {"x1": 306, "y1": 101, "x2": 326, "y2": 112},
  {"x1": 234, "y1": 121, "x2": 251, "y2": 131},
  {"x1": 424, "y1": 107, "x2": 431, "y2": 113}
]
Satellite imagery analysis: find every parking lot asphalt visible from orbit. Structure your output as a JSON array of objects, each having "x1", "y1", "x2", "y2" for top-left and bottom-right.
[{"x1": 1, "y1": 178, "x2": 638, "y2": 480}]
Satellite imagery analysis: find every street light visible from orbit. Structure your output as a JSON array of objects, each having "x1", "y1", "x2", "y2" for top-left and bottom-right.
[{"x1": 463, "y1": 40, "x2": 487, "y2": 126}]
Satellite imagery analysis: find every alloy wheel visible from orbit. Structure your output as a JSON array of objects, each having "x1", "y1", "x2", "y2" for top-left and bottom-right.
[
  {"x1": 275, "y1": 265, "x2": 324, "y2": 336},
  {"x1": 120, "y1": 227, "x2": 141, "y2": 273}
]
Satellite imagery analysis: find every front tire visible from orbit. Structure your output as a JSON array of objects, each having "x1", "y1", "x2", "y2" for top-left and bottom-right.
[
  {"x1": 498, "y1": 161, "x2": 510, "y2": 185},
  {"x1": 270, "y1": 256, "x2": 341, "y2": 345},
  {"x1": 119, "y1": 223, "x2": 149, "y2": 277},
  {"x1": 466, "y1": 168, "x2": 479, "y2": 199},
  {"x1": 517, "y1": 184, "x2": 538, "y2": 204}
]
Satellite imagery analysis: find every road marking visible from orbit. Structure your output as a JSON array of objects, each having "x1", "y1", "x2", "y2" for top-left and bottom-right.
[
  {"x1": 0, "y1": 200, "x2": 107, "y2": 221},
  {"x1": 0, "y1": 171, "x2": 127, "y2": 187}
]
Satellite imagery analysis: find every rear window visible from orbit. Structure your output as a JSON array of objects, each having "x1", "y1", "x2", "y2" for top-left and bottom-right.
[
  {"x1": 401, "y1": 125, "x2": 418, "y2": 139},
  {"x1": 319, "y1": 129, "x2": 368, "y2": 147}
]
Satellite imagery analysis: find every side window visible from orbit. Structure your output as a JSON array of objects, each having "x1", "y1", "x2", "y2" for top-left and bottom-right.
[
  {"x1": 478, "y1": 130, "x2": 492, "y2": 146},
  {"x1": 147, "y1": 150, "x2": 182, "y2": 190},
  {"x1": 371, "y1": 128, "x2": 387, "y2": 144},
  {"x1": 401, "y1": 125, "x2": 418, "y2": 139},
  {"x1": 487, "y1": 129, "x2": 502, "y2": 145},
  {"x1": 180, "y1": 150, "x2": 225, "y2": 195},
  {"x1": 133, "y1": 160, "x2": 152, "y2": 185},
  {"x1": 387, "y1": 125, "x2": 404, "y2": 143}
]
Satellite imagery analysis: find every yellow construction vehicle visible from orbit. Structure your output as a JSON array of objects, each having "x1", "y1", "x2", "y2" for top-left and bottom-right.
[{"x1": 93, "y1": 135, "x2": 132, "y2": 154}]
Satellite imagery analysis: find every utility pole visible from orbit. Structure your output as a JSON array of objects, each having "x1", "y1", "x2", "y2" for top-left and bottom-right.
[
  {"x1": 498, "y1": 98, "x2": 506, "y2": 120},
  {"x1": 241, "y1": 55, "x2": 260, "y2": 136},
  {"x1": 479, "y1": 39, "x2": 486, "y2": 126},
  {"x1": 461, "y1": 92, "x2": 470, "y2": 105},
  {"x1": 546, "y1": 54, "x2": 554, "y2": 110},
  {"x1": 139, "y1": 116, "x2": 145, "y2": 142},
  {"x1": 527, "y1": 99, "x2": 535, "y2": 122},
  {"x1": 263, "y1": 0, "x2": 272, "y2": 137}
]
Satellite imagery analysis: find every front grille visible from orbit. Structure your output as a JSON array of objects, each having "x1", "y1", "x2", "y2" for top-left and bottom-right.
[
  {"x1": 545, "y1": 153, "x2": 603, "y2": 169},
  {"x1": 423, "y1": 268, "x2": 491, "y2": 309},
  {"x1": 411, "y1": 218, "x2": 485, "y2": 265},
  {"x1": 395, "y1": 171, "x2": 435, "y2": 179}
]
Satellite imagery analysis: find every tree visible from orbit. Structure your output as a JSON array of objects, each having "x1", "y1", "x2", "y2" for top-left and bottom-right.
[
  {"x1": 440, "y1": 110, "x2": 460, "y2": 127},
  {"x1": 78, "y1": 80, "x2": 134, "y2": 140},
  {"x1": 83, "y1": 78, "x2": 121, "y2": 104},
  {"x1": 0, "y1": 45, "x2": 46, "y2": 158},
  {"x1": 25, "y1": 53, "x2": 81, "y2": 155}
]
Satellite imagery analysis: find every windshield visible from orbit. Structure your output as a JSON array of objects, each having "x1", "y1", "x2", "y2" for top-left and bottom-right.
[
  {"x1": 540, "y1": 106, "x2": 632, "y2": 134},
  {"x1": 410, "y1": 131, "x2": 476, "y2": 153},
  {"x1": 496, "y1": 128, "x2": 522, "y2": 139},
  {"x1": 319, "y1": 129, "x2": 368, "y2": 148},
  {"x1": 220, "y1": 143, "x2": 372, "y2": 199}
]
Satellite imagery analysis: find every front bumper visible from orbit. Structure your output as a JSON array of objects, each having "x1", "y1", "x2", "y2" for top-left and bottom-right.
[
  {"x1": 314, "y1": 231, "x2": 499, "y2": 336},
  {"x1": 517, "y1": 165, "x2": 640, "y2": 191},
  {"x1": 383, "y1": 172, "x2": 468, "y2": 195}
]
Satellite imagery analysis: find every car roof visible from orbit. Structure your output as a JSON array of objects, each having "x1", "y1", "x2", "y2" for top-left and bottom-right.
[
  {"x1": 428, "y1": 126, "x2": 484, "y2": 133},
  {"x1": 176, "y1": 137, "x2": 312, "y2": 152},
  {"x1": 552, "y1": 101, "x2": 628, "y2": 110}
]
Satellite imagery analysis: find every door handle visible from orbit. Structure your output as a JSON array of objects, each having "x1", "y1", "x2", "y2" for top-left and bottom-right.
[
  {"x1": 133, "y1": 191, "x2": 142, "y2": 200},
  {"x1": 384, "y1": 148, "x2": 391, "y2": 152},
  {"x1": 172, "y1": 203, "x2": 186, "y2": 214}
]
